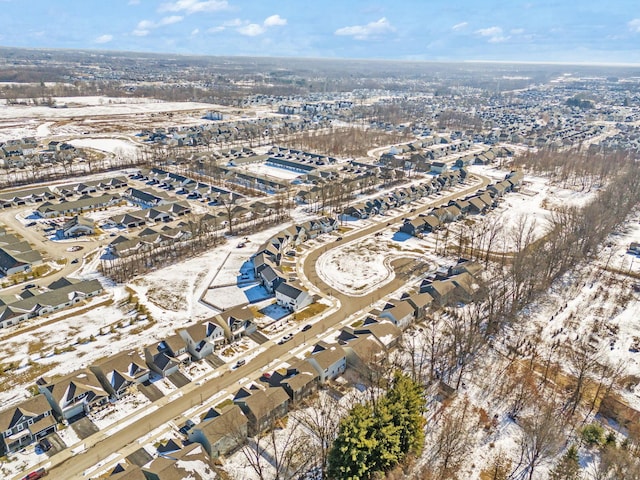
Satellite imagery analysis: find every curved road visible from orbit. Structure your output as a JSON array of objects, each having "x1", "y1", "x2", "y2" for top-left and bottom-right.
[{"x1": 38, "y1": 173, "x2": 491, "y2": 480}]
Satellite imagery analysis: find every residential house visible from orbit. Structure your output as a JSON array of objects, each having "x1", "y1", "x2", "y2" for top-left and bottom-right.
[
  {"x1": 278, "y1": 359, "x2": 320, "y2": 405},
  {"x1": 306, "y1": 344, "x2": 347, "y2": 383},
  {"x1": 405, "y1": 292, "x2": 434, "y2": 320},
  {"x1": 275, "y1": 282, "x2": 313, "y2": 312},
  {"x1": 144, "y1": 347, "x2": 180, "y2": 378},
  {"x1": 90, "y1": 351, "x2": 150, "y2": 399},
  {"x1": 37, "y1": 370, "x2": 108, "y2": 421},
  {"x1": 343, "y1": 335, "x2": 386, "y2": 375},
  {"x1": 0, "y1": 396, "x2": 57, "y2": 455},
  {"x1": 179, "y1": 320, "x2": 226, "y2": 360},
  {"x1": 188, "y1": 404, "x2": 247, "y2": 459},
  {"x1": 234, "y1": 386, "x2": 290, "y2": 436},
  {"x1": 110, "y1": 443, "x2": 214, "y2": 480},
  {"x1": 57, "y1": 216, "x2": 94, "y2": 239},
  {"x1": 217, "y1": 304, "x2": 256, "y2": 342},
  {"x1": 158, "y1": 334, "x2": 190, "y2": 364},
  {"x1": 378, "y1": 299, "x2": 415, "y2": 330},
  {"x1": 420, "y1": 280, "x2": 457, "y2": 306}
]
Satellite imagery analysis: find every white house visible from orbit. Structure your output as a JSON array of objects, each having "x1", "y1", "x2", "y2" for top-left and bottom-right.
[
  {"x1": 306, "y1": 345, "x2": 346, "y2": 383},
  {"x1": 275, "y1": 282, "x2": 313, "y2": 312}
]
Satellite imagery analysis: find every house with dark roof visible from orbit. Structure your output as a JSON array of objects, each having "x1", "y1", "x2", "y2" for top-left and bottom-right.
[
  {"x1": 144, "y1": 347, "x2": 180, "y2": 378},
  {"x1": 123, "y1": 188, "x2": 171, "y2": 208},
  {"x1": 0, "y1": 279, "x2": 103, "y2": 329},
  {"x1": 90, "y1": 350, "x2": 150, "y2": 399},
  {"x1": 0, "y1": 395, "x2": 57, "y2": 455},
  {"x1": 378, "y1": 299, "x2": 415, "y2": 330},
  {"x1": 274, "y1": 282, "x2": 313, "y2": 312}
]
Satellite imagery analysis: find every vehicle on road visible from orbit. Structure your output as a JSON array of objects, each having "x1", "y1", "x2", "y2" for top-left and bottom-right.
[
  {"x1": 71, "y1": 258, "x2": 79, "y2": 264},
  {"x1": 26, "y1": 221, "x2": 37, "y2": 227},
  {"x1": 23, "y1": 284, "x2": 36, "y2": 289},
  {"x1": 235, "y1": 358, "x2": 246, "y2": 367},
  {"x1": 279, "y1": 333, "x2": 294, "y2": 344},
  {"x1": 237, "y1": 242, "x2": 245, "y2": 248},
  {"x1": 262, "y1": 371, "x2": 272, "y2": 379},
  {"x1": 335, "y1": 236, "x2": 343, "y2": 241},
  {"x1": 301, "y1": 324, "x2": 312, "y2": 332},
  {"x1": 22, "y1": 468, "x2": 47, "y2": 480}
]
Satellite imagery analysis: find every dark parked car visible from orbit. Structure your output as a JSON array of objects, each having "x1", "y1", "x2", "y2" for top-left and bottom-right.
[
  {"x1": 301, "y1": 324, "x2": 312, "y2": 332},
  {"x1": 23, "y1": 284, "x2": 36, "y2": 289},
  {"x1": 38, "y1": 438, "x2": 52, "y2": 452},
  {"x1": 71, "y1": 258, "x2": 79, "y2": 264}
]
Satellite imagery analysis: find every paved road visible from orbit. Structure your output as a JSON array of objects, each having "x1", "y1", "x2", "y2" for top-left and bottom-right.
[{"x1": 38, "y1": 174, "x2": 490, "y2": 480}]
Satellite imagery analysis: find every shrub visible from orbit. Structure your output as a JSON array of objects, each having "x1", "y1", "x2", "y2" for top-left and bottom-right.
[{"x1": 581, "y1": 423, "x2": 604, "y2": 446}]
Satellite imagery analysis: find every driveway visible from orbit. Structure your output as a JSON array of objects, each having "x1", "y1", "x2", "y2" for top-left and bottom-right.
[
  {"x1": 137, "y1": 380, "x2": 164, "y2": 402},
  {"x1": 167, "y1": 371, "x2": 191, "y2": 388},
  {"x1": 70, "y1": 416, "x2": 100, "y2": 440}
]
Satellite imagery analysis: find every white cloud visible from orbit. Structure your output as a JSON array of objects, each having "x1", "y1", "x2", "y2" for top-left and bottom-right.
[
  {"x1": 160, "y1": 0, "x2": 228, "y2": 14},
  {"x1": 264, "y1": 14, "x2": 287, "y2": 27},
  {"x1": 452, "y1": 22, "x2": 468, "y2": 31},
  {"x1": 335, "y1": 17, "x2": 395, "y2": 40},
  {"x1": 476, "y1": 26, "x2": 509, "y2": 43},
  {"x1": 132, "y1": 15, "x2": 183, "y2": 36},
  {"x1": 629, "y1": 19, "x2": 640, "y2": 33},
  {"x1": 510, "y1": 28, "x2": 524, "y2": 35},
  {"x1": 158, "y1": 15, "x2": 183, "y2": 25},
  {"x1": 208, "y1": 18, "x2": 243, "y2": 33},
  {"x1": 95, "y1": 34, "x2": 113, "y2": 44},
  {"x1": 238, "y1": 23, "x2": 265, "y2": 36},
  {"x1": 212, "y1": 15, "x2": 287, "y2": 36},
  {"x1": 191, "y1": 28, "x2": 199, "y2": 35}
]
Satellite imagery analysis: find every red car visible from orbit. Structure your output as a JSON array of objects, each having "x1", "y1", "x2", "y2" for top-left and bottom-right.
[{"x1": 22, "y1": 468, "x2": 47, "y2": 480}]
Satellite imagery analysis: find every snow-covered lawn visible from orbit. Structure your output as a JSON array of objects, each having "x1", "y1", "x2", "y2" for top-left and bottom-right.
[{"x1": 89, "y1": 390, "x2": 151, "y2": 430}]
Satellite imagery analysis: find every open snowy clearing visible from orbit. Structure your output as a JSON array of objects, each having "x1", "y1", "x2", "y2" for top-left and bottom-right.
[
  {"x1": 239, "y1": 162, "x2": 304, "y2": 180},
  {"x1": 316, "y1": 232, "x2": 427, "y2": 296},
  {"x1": 0, "y1": 98, "x2": 217, "y2": 120},
  {"x1": 69, "y1": 137, "x2": 140, "y2": 156}
]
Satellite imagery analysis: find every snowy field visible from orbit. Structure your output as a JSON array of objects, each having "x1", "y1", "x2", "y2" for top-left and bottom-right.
[
  {"x1": 0, "y1": 97, "x2": 216, "y2": 120},
  {"x1": 239, "y1": 162, "x2": 304, "y2": 180},
  {"x1": 69, "y1": 137, "x2": 140, "y2": 156},
  {"x1": 316, "y1": 232, "x2": 427, "y2": 296}
]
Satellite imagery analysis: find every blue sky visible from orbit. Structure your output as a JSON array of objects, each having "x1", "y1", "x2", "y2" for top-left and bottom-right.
[{"x1": 2, "y1": 0, "x2": 640, "y2": 64}]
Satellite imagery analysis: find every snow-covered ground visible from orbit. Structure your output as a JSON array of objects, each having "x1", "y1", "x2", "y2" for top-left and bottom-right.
[
  {"x1": 0, "y1": 97, "x2": 216, "y2": 120},
  {"x1": 463, "y1": 165, "x2": 599, "y2": 251},
  {"x1": 239, "y1": 162, "x2": 304, "y2": 180},
  {"x1": 316, "y1": 231, "x2": 427, "y2": 296},
  {"x1": 69, "y1": 137, "x2": 140, "y2": 156}
]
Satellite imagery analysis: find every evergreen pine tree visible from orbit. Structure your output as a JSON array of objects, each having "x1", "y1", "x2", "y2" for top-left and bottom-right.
[
  {"x1": 386, "y1": 372, "x2": 427, "y2": 456},
  {"x1": 549, "y1": 445, "x2": 581, "y2": 480},
  {"x1": 327, "y1": 403, "x2": 377, "y2": 480},
  {"x1": 370, "y1": 396, "x2": 403, "y2": 472}
]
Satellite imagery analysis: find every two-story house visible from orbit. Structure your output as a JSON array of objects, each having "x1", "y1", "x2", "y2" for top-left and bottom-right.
[{"x1": 0, "y1": 395, "x2": 57, "y2": 455}]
